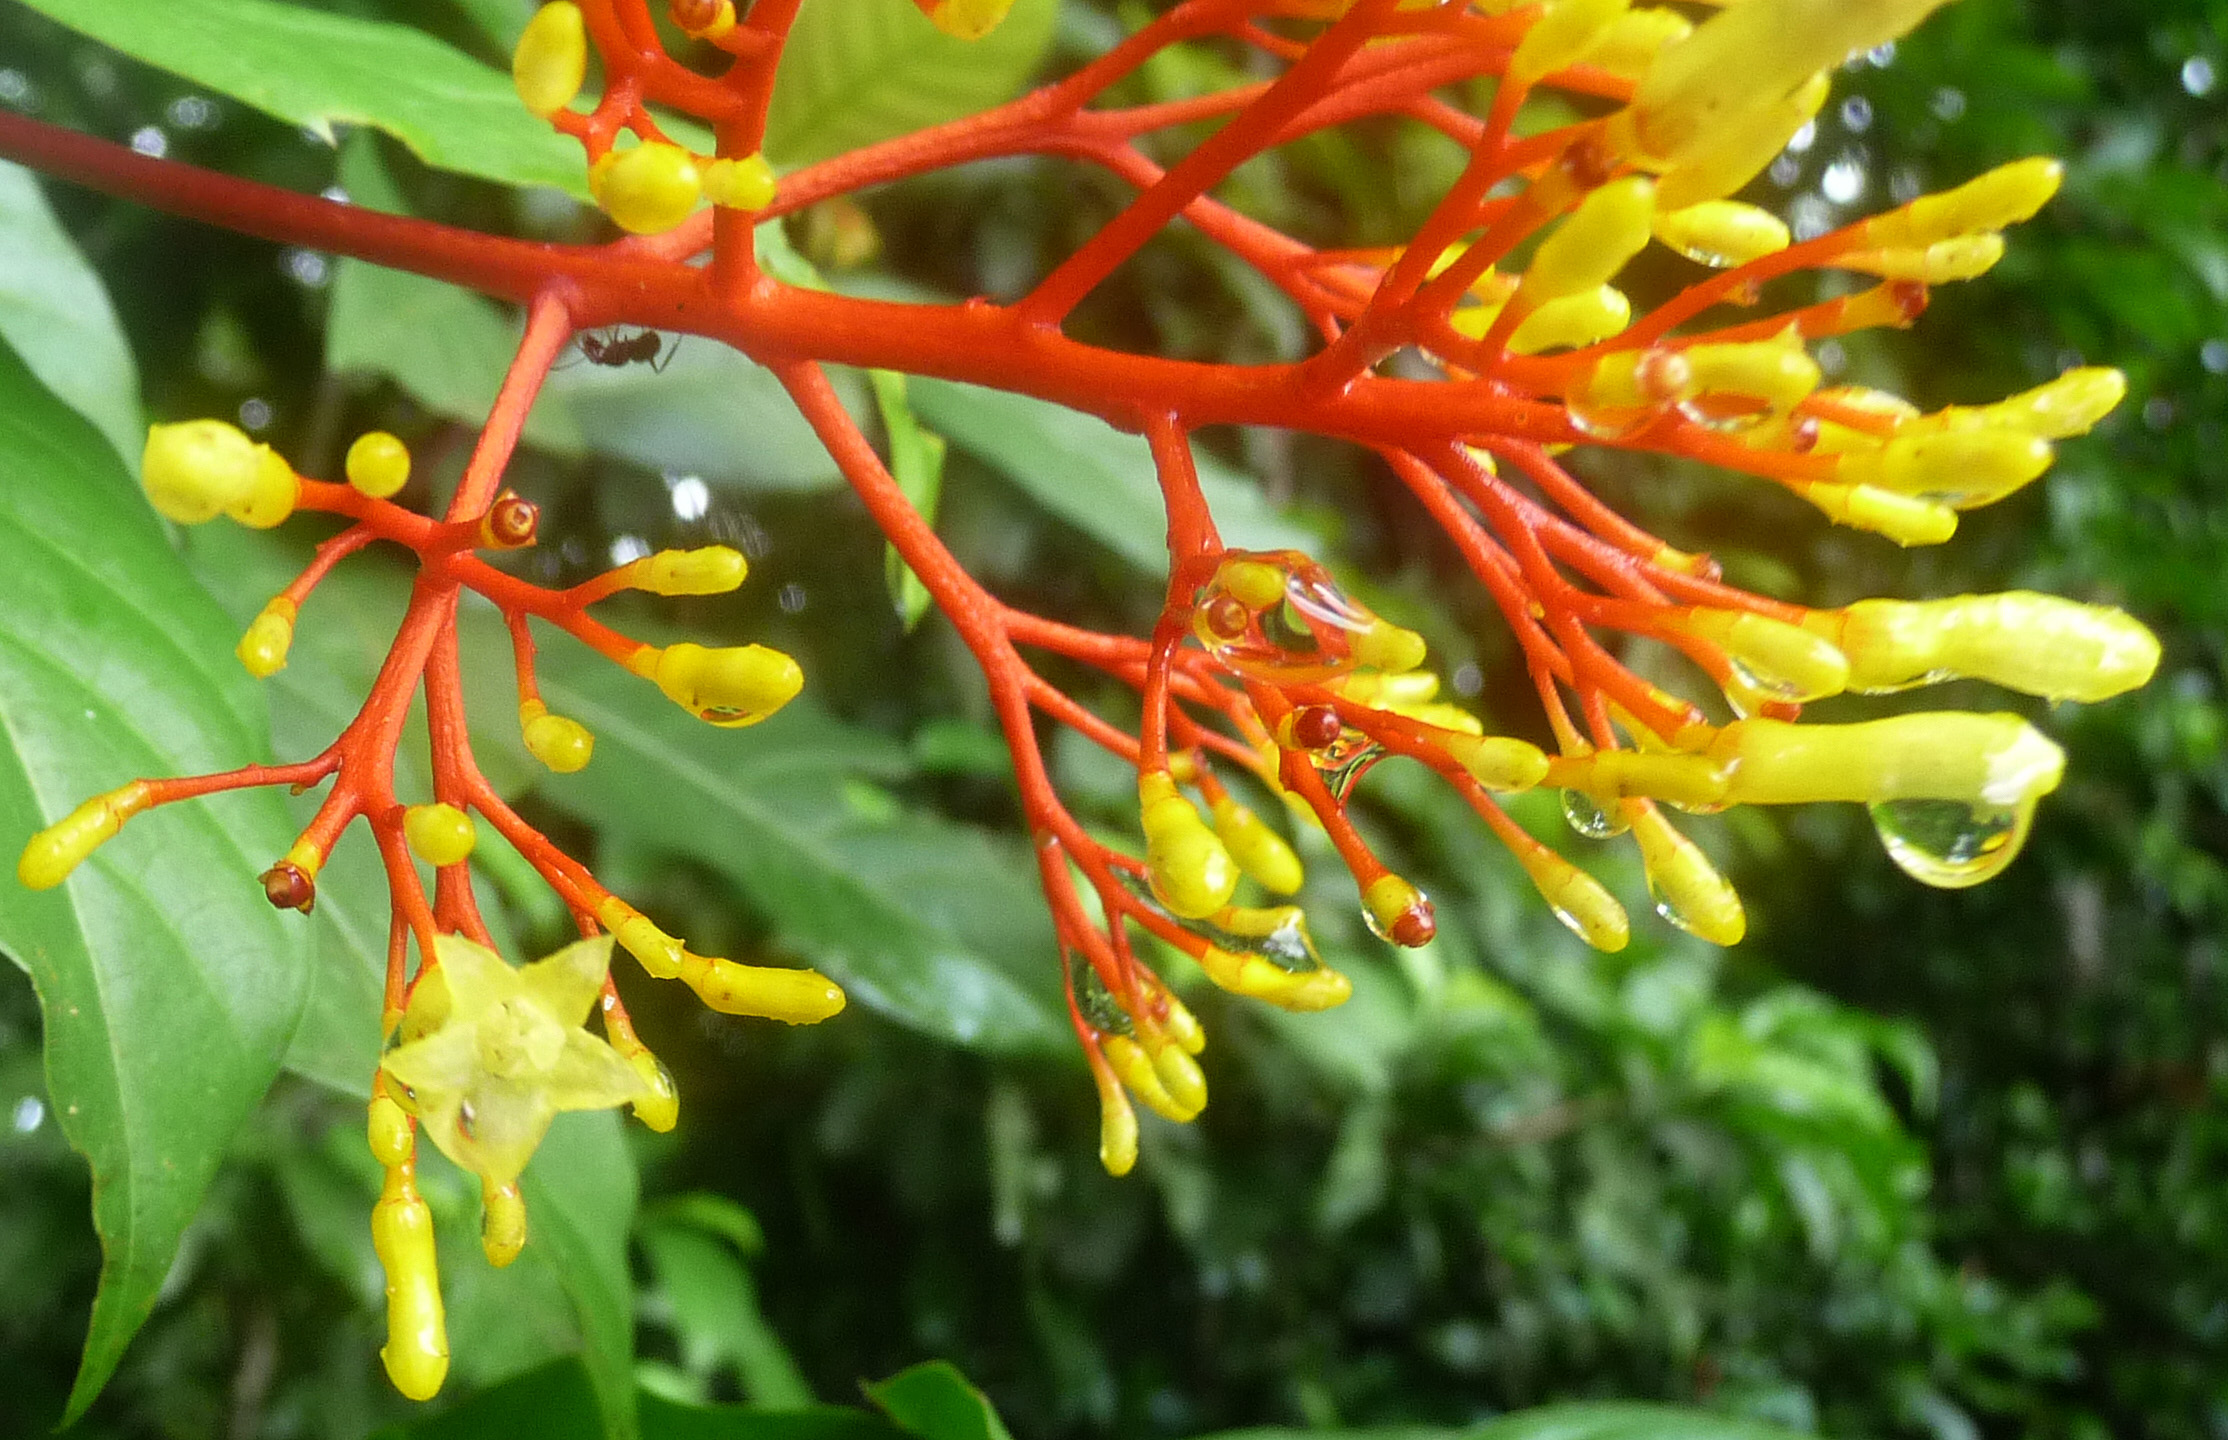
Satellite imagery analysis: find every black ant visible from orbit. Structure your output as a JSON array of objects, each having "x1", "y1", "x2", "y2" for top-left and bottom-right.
[{"x1": 564, "y1": 327, "x2": 677, "y2": 372}]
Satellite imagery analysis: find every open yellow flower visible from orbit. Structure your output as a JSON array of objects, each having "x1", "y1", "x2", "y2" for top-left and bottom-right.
[{"x1": 381, "y1": 934, "x2": 651, "y2": 1187}]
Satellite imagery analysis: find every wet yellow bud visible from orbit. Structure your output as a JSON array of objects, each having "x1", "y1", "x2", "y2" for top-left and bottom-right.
[
  {"x1": 1512, "y1": 842, "x2": 1629, "y2": 952},
  {"x1": 1101, "y1": 1034, "x2": 1194, "y2": 1122},
  {"x1": 621, "y1": 1046, "x2": 679, "y2": 1132},
  {"x1": 918, "y1": 0, "x2": 1018, "y2": 39},
  {"x1": 1140, "y1": 773, "x2": 1241, "y2": 919},
  {"x1": 512, "y1": 2, "x2": 587, "y2": 119},
  {"x1": 1838, "y1": 234, "x2": 2004, "y2": 283},
  {"x1": 599, "y1": 899, "x2": 686, "y2": 979},
  {"x1": 367, "y1": 1093, "x2": 412, "y2": 1169},
  {"x1": 635, "y1": 545, "x2": 748, "y2": 596},
  {"x1": 346, "y1": 430, "x2": 412, "y2": 498},
  {"x1": 1160, "y1": 992, "x2": 1206, "y2": 1055},
  {"x1": 372, "y1": 1171, "x2": 447, "y2": 1401},
  {"x1": 1626, "y1": 803, "x2": 1745, "y2": 945},
  {"x1": 1509, "y1": 286, "x2": 1632, "y2": 354},
  {"x1": 17, "y1": 784, "x2": 148, "y2": 890},
  {"x1": 1650, "y1": 72, "x2": 1829, "y2": 210},
  {"x1": 1582, "y1": 6, "x2": 1692, "y2": 78},
  {"x1": 1362, "y1": 873, "x2": 1432, "y2": 947},
  {"x1": 1909, "y1": 368, "x2": 2125, "y2": 441},
  {"x1": 1349, "y1": 621, "x2": 1427, "y2": 674},
  {"x1": 1580, "y1": 347, "x2": 1693, "y2": 409},
  {"x1": 1439, "y1": 732, "x2": 1551, "y2": 791},
  {"x1": 1094, "y1": 1064, "x2": 1139, "y2": 1177},
  {"x1": 637, "y1": 642, "x2": 804, "y2": 727},
  {"x1": 1681, "y1": 607, "x2": 1849, "y2": 702},
  {"x1": 1510, "y1": 0, "x2": 1632, "y2": 86},
  {"x1": 403, "y1": 803, "x2": 476, "y2": 868},
  {"x1": 1682, "y1": 332, "x2": 1820, "y2": 411},
  {"x1": 1802, "y1": 482, "x2": 1959, "y2": 546},
  {"x1": 1195, "y1": 945, "x2": 1352, "y2": 1011},
  {"x1": 142, "y1": 419, "x2": 264, "y2": 525},
  {"x1": 1555, "y1": 748, "x2": 1731, "y2": 809},
  {"x1": 236, "y1": 598, "x2": 297, "y2": 679},
  {"x1": 1217, "y1": 557, "x2": 1289, "y2": 609},
  {"x1": 519, "y1": 701, "x2": 595, "y2": 773},
  {"x1": 227, "y1": 447, "x2": 300, "y2": 529},
  {"x1": 1817, "y1": 593, "x2": 2161, "y2": 702},
  {"x1": 1209, "y1": 795, "x2": 1303, "y2": 895},
  {"x1": 1151, "y1": 1042, "x2": 1208, "y2": 1117},
  {"x1": 589, "y1": 143, "x2": 703, "y2": 236},
  {"x1": 481, "y1": 1180, "x2": 527, "y2": 1268},
  {"x1": 1518, "y1": 177, "x2": 1656, "y2": 307},
  {"x1": 703, "y1": 154, "x2": 778, "y2": 211},
  {"x1": 1862, "y1": 157, "x2": 2062, "y2": 249},
  {"x1": 1709, "y1": 712, "x2": 2063, "y2": 809},
  {"x1": 679, "y1": 952, "x2": 847, "y2": 1024},
  {"x1": 1652, "y1": 199, "x2": 1789, "y2": 266},
  {"x1": 1836, "y1": 428, "x2": 2054, "y2": 508}
]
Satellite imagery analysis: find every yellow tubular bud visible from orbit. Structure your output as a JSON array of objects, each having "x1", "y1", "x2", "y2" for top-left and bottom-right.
[
  {"x1": 1439, "y1": 732, "x2": 1551, "y2": 791},
  {"x1": 1349, "y1": 621, "x2": 1428, "y2": 674},
  {"x1": 1557, "y1": 749, "x2": 1731, "y2": 809},
  {"x1": 1209, "y1": 796, "x2": 1303, "y2": 895},
  {"x1": 1710, "y1": 712, "x2": 2063, "y2": 808},
  {"x1": 1102, "y1": 1034, "x2": 1195, "y2": 1122},
  {"x1": 1580, "y1": 347, "x2": 1693, "y2": 409},
  {"x1": 1626, "y1": 803, "x2": 1746, "y2": 945},
  {"x1": 1094, "y1": 1063, "x2": 1139, "y2": 1177},
  {"x1": 1582, "y1": 6, "x2": 1693, "y2": 79},
  {"x1": 481, "y1": 1181, "x2": 527, "y2": 1268},
  {"x1": 1836, "y1": 429, "x2": 2053, "y2": 508},
  {"x1": 1140, "y1": 773, "x2": 1241, "y2": 919},
  {"x1": 1680, "y1": 607, "x2": 1849, "y2": 702},
  {"x1": 1510, "y1": 0, "x2": 1633, "y2": 86},
  {"x1": 1818, "y1": 593, "x2": 2162, "y2": 702},
  {"x1": 367, "y1": 1094, "x2": 412, "y2": 1169},
  {"x1": 142, "y1": 419, "x2": 264, "y2": 525},
  {"x1": 635, "y1": 545, "x2": 748, "y2": 596},
  {"x1": 678, "y1": 952, "x2": 847, "y2": 1024},
  {"x1": 1651, "y1": 71, "x2": 1829, "y2": 210},
  {"x1": 1518, "y1": 177, "x2": 1657, "y2": 307},
  {"x1": 1802, "y1": 482, "x2": 1959, "y2": 546},
  {"x1": 1837, "y1": 234, "x2": 2005, "y2": 283},
  {"x1": 1912, "y1": 367, "x2": 2126, "y2": 441},
  {"x1": 1151, "y1": 1042, "x2": 1209, "y2": 1117},
  {"x1": 1195, "y1": 946, "x2": 1353, "y2": 1011},
  {"x1": 224, "y1": 446, "x2": 300, "y2": 530},
  {"x1": 703, "y1": 154, "x2": 778, "y2": 212},
  {"x1": 236, "y1": 598, "x2": 297, "y2": 678},
  {"x1": 402, "y1": 803, "x2": 476, "y2": 868},
  {"x1": 1339, "y1": 671, "x2": 1438, "y2": 707},
  {"x1": 1682, "y1": 332, "x2": 1821, "y2": 411},
  {"x1": 589, "y1": 143, "x2": 703, "y2": 236},
  {"x1": 17, "y1": 783, "x2": 149, "y2": 890},
  {"x1": 1362, "y1": 873, "x2": 1432, "y2": 947},
  {"x1": 637, "y1": 642, "x2": 803, "y2": 727},
  {"x1": 346, "y1": 431, "x2": 412, "y2": 498},
  {"x1": 921, "y1": 0, "x2": 1019, "y2": 39},
  {"x1": 512, "y1": 2, "x2": 587, "y2": 118},
  {"x1": 599, "y1": 899, "x2": 685, "y2": 979},
  {"x1": 1862, "y1": 157, "x2": 2063, "y2": 249},
  {"x1": 1509, "y1": 286, "x2": 1632, "y2": 354},
  {"x1": 1513, "y1": 843, "x2": 1630, "y2": 952},
  {"x1": 1160, "y1": 993, "x2": 1206, "y2": 1056},
  {"x1": 519, "y1": 700, "x2": 595, "y2": 774},
  {"x1": 1652, "y1": 199, "x2": 1790, "y2": 267},
  {"x1": 621, "y1": 1047, "x2": 679, "y2": 1132},
  {"x1": 372, "y1": 1171, "x2": 447, "y2": 1401}
]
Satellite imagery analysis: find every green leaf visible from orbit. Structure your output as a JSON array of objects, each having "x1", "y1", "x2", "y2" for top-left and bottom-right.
[
  {"x1": 0, "y1": 160, "x2": 142, "y2": 469},
  {"x1": 0, "y1": 342, "x2": 308, "y2": 1419},
  {"x1": 19, "y1": 0, "x2": 591, "y2": 196},
  {"x1": 533, "y1": 642, "x2": 1071, "y2": 1056},
  {"x1": 523, "y1": 1110, "x2": 642, "y2": 1440},
  {"x1": 637, "y1": 1216, "x2": 814, "y2": 1408},
  {"x1": 1195, "y1": 1401, "x2": 1816, "y2": 1440},
  {"x1": 871, "y1": 370, "x2": 946, "y2": 629},
  {"x1": 765, "y1": 0, "x2": 1060, "y2": 168},
  {"x1": 909, "y1": 379, "x2": 1320, "y2": 576},
  {"x1": 864, "y1": 1361, "x2": 1015, "y2": 1440}
]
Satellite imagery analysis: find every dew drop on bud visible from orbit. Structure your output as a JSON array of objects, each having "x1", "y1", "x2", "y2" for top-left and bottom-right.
[
  {"x1": 260, "y1": 861, "x2": 316, "y2": 913},
  {"x1": 1290, "y1": 705, "x2": 1343, "y2": 750},
  {"x1": 1201, "y1": 594, "x2": 1251, "y2": 640},
  {"x1": 1866, "y1": 797, "x2": 2038, "y2": 889},
  {"x1": 1561, "y1": 789, "x2": 1628, "y2": 839}
]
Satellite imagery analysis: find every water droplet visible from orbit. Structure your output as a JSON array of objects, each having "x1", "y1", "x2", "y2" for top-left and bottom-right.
[
  {"x1": 1318, "y1": 735, "x2": 1386, "y2": 802},
  {"x1": 1561, "y1": 789, "x2": 1628, "y2": 839},
  {"x1": 1868, "y1": 797, "x2": 2037, "y2": 888},
  {"x1": 1565, "y1": 397, "x2": 1659, "y2": 440}
]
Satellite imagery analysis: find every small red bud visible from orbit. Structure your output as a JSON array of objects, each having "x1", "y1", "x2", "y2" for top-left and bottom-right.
[
  {"x1": 481, "y1": 493, "x2": 540, "y2": 549},
  {"x1": 1201, "y1": 595, "x2": 1251, "y2": 640},
  {"x1": 668, "y1": 0, "x2": 723, "y2": 29},
  {"x1": 260, "y1": 861, "x2": 316, "y2": 913},
  {"x1": 1290, "y1": 705, "x2": 1342, "y2": 750},
  {"x1": 1388, "y1": 897, "x2": 1436, "y2": 948}
]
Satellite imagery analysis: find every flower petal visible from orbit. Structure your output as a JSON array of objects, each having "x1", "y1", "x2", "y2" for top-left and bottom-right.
[
  {"x1": 543, "y1": 1031, "x2": 654, "y2": 1112},
  {"x1": 380, "y1": 1024, "x2": 481, "y2": 1103},
  {"x1": 519, "y1": 934, "x2": 615, "y2": 1029}
]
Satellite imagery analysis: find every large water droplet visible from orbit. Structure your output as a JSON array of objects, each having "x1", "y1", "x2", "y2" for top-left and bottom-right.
[
  {"x1": 1565, "y1": 397, "x2": 1659, "y2": 440},
  {"x1": 1561, "y1": 789, "x2": 1629, "y2": 839},
  {"x1": 1867, "y1": 797, "x2": 2037, "y2": 888}
]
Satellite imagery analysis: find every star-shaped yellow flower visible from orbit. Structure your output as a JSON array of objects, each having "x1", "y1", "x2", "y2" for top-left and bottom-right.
[{"x1": 381, "y1": 933, "x2": 651, "y2": 1187}]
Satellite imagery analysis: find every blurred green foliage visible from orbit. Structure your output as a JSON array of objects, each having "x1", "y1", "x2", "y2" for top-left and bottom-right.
[{"x1": 0, "y1": 1, "x2": 2223, "y2": 1439}]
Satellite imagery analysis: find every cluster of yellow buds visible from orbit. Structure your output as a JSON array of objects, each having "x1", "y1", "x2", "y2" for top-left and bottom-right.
[{"x1": 141, "y1": 420, "x2": 299, "y2": 530}]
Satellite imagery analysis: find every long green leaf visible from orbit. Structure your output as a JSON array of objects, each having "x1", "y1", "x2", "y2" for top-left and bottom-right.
[
  {"x1": 0, "y1": 160, "x2": 141, "y2": 468},
  {"x1": 909, "y1": 379, "x2": 1320, "y2": 576},
  {"x1": 766, "y1": 0, "x2": 1060, "y2": 168},
  {"x1": 20, "y1": 0, "x2": 590, "y2": 195},
  {"x1": 533, "y1": 643, "x2": 1071, "y2": 1056},
  {"x1": 0, "y1": 342, "x2": 307, "y2": 1420},
  {"x1": 864, "y1": 1361, "x2": 1015, "y2": 1440}
]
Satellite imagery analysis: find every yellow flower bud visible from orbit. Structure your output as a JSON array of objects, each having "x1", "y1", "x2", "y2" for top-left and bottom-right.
[
  {"x1": 1801, "y1": 482, "x2": 1958, "y2": 546},
  {"x1": 679, "y1": 952, "x2": 847, "y2": 1024},
  {"x1": 1103, "y1": 1034, "x2": 1197, "y2": 1122},
  {"x1": 635, "y1": 545, "x2": 747, "y2": 596},
  {"x1": 1650, "y1": 71, "x2": 1829, "y2": 210},
  {"x1": 1509, "y1": 286, "x2": 1632, "y2": 354},
  {"x1": 1140, "y1": 773, "x2": 1241, "y2": 920},
  {"x1": 1680, "y1": 607, "x2": 1849, "y2": 702},
  {"x1": 1217, "y1": 557, "x2": 1289, "y2": 609},
  {"x1": 17, "y1": 784, "x2": 149, "y2": 890},
  {"x1": 599, "y1": 899, "x2": 686, "y2": 979},
  {"x1": 1510, "y1": 0, "x2": 1632, "y2": 86},
  {"x1": 1908, "y1": 368, "x2": 2125, "y2": 441},
  {"x1": 1582, "y1": 6, "x2": 1693, "y2": 79},
  {"x1": 1682, "y1": 332, "x2": 1821, "y2": 411},
  {"x1": 1208, "y1": 795, "x2": 1303, "y2": 895},
  {"x1": 403, "y1": 803, "x2": 476, "y2": 868},
  {"x1": 1439, "y1": 732, "x2": 1551, "y2": 792},
  {"x1": 142, "y1": 419, "x2": 263, "y2": 525},
  {"x1": 1518, "y1": 177, "x2": 1657, "y2": 307},
  {"x1": 589, "y1": 143, "x2": 703, "y2": 236},
  {"x1": 1652, "y1": 199, "x2": 1789, "y2": 267},
  {"x1": 372, "y1": 1171, "x2": 447, "y2": 1401},
  {"x1": 1362, "y1": 873, "x2": 1433, "y2": 947},
  {"x1": 918, "y1": 0, "x2": 1019, "y2": 40},
  {"x1": 346, "y1": 430, "x2": 412, "y2": 498},
  {"x1": 1194, "y1": 945, "x2": 1352, "y2": 1011},
  {"x1": 1094, "y1": 1063, "x2": 1139, "y2": 1177},
  {"x1": 1626, "y1": 803, "x2": 1746, "y2": 945},
  {"x1": 228, "y1": 447, "x2": 301, "y2": 529},
  {"x1": 236, "y1": 598, "x2": 297, "y2": 679},
  {"x1": 1835, "y1": 428, "x2": 2053, "y2": 508},
  {"x1": 520, "y1": 701, "x2": 595, "y2": 774},
  {"x1": 1555, "y1": 748, "x2": 1731, "y2": 809},
  {"x1": 1837, "y1": 234, "x2": 2005, "y2": 283},
  {"x1": 1511, "y1": 840, "x2": 1629, "y2": 952},
  {"x1": 1349, "y1": 620, "x2": 1428, "y2": 674},
  {"x1": 1337, "y1": 670, "x2": 1439, "y2": 707},
  {"x1": 636, "y1": 642, "x2": 803, "y2": 727},
  {"x1": 1862, "y1": 157, "x2": 2062, "y2": 249},
  {"x1": 1816, "y1": 593, "x2": 2161, "y2": 702},
  {"x1": 1160, "y1": 992, "x2": 1206, "y2": 1056},
  {"x1": 1709, "y1": 712, "x2": 2063, "y2": 809},
  {"x1": 621, "y1": 1046, "x2": 679, "y2": 1132},
  {"x1": 513, "y1": 2, "x2": 587, "y2": 119},
  {"x1": 367, "y1": 1093, "x2": 413, "y2": 1169},
  {"x1": 1153, "y1": 1043, "x2": 1208, "y2": 1117},
  {"x1": 481, "y1": 1180, "x2": 527, "y2": 1268},
  {"x1": 703, "y1": 154, "x2": 778, "y2": 212}
]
